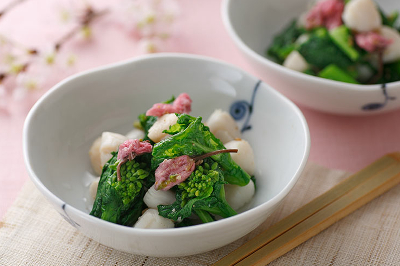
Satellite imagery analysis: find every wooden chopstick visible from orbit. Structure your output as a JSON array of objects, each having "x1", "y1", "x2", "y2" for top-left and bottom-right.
[
  {"x1": 213, "y1": 153, "x2": 400, "y2": 266},
  {"x1": 214, "y1": 154, "x2": 395, "y2": 265}
]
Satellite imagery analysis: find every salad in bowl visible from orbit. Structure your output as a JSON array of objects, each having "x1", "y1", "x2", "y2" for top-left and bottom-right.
[
  {"x1": 267, "y1": 0, "x2": 400, "y2": 85},
  {"x1": 87, "y1": 93, "x2": 256, "y2": 228},
  {"x1": 222, "y1": 0, "x2": 400, "y2": 115}
]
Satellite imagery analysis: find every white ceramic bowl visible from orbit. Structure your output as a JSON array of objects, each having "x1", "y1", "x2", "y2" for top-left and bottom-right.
[
  {"x1": 23, "y1": 54, "x2": 310, "y2": 257},
  {"x1": 222, "y1": 0, "x2": 400, "y2": 115}
]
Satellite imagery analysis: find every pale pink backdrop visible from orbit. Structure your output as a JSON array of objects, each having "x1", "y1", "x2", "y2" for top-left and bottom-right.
[{"x1": 1, "y1": 0, "x2": 400, "y2": 218}]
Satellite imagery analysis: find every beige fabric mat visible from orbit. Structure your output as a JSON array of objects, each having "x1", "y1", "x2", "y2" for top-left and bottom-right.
[{"x1": 1, "y1": 162, "x2": 400, "y2": 265}]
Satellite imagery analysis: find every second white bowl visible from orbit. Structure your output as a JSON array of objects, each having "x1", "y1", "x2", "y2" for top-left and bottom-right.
[{"x1": 222, "y1": 0, "x2": 400, "y2": 115}]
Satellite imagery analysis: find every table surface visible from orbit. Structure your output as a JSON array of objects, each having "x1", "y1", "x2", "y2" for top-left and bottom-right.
[{"x1": 1, "y1": 0, "x2": 400, "y2": 219}]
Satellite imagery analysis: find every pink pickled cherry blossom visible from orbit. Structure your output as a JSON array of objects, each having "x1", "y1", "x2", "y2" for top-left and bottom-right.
[
  {"x1": 154, "y1": 149, "x2": 238, "y2": 191},
  {"x1": 306, "y1": 0, "x2": 344, "y2": 30},
  {"x1": 154, "y1": 155, "x2": 196, "y2": 190},
  {"x1": 117, "y1": 139, "x2": 153, "y2": 161},
  {"x1": 173, "y1": 92, "x2": 191, "y2": 113},
  {"x1": 146, "y1": 92, "x2": 192, "y2": 117},
  {"x1": 116, "y1": 139, "x2": 153, "y2": 181},
  {"x1": 355, "y1": 32, "x2": 393, "y2": 53}
]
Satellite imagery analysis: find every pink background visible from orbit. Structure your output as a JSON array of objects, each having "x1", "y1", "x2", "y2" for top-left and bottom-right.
[{"x1": 1, "y1": 0, "x2": 400, "y2": 218}]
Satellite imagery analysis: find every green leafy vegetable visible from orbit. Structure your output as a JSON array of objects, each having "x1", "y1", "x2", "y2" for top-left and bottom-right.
[
  {"x1": 267, "y1": 20, "x2": 306, "y2": 63},
  {"x1": 90, "y1": 152, "x2": 153, "y2": 226},
  {"x1": 157, "y1": 159, "x2": 236, "y2": 223},
  {"x1": 265, "y1": 2, "x2": 400, "y2": 84},
  {"x1": 378, "y1": 61, "x2": 400, "y2": 83},
  {"x1": 379, "y1": 7, "x2": 399, "y2": 28},
  {"x1": 318, "y1": 64, "x2": 360, "y2": 84},
  {"x1": 303, "y1": 68, "x2": 317, "y2": 76},
  {"x1": 329, "y1": 25, "x2": 360, "y2": 61},
  {"x1": 138, "y1": 114, "x2": 157, "y2": 142},
  {"x1": 90, "y1": 95, "x2": 256, "y2": 227},
  {"x1": 152, "y1": 114, "x2": 251, "y2": 186},
  {"x1": 298, "y1": 28, "x2": 353, "y2": 70}
]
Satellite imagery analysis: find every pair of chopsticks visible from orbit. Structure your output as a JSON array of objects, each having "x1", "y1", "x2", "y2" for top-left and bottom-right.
[{"x1": 213, "y1": 153, "x2": 400, "y2": 266}]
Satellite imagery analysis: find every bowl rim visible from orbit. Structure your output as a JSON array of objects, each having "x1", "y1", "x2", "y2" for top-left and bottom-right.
[
  {"x1": 221, "y1": 0, "x2": 400, "y2": 91},
  {"x1": 23, "y1": 53, "x2": 310, "y2": 237}
]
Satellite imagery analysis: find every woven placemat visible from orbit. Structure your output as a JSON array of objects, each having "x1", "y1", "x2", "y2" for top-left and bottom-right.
[{"x1": 1, "y1": 162, "x2": 400, "y2": 265}]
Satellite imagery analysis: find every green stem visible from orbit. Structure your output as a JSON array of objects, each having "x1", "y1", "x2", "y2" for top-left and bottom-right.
[
  {"x1": 194, "y1": 209, "x2": 214, "y2": 223},
  {"x1": 192, "y1": 148, "x2": 238, "y2": 162},
  {"x1": 200, "y1": 204, "x2": 237, "y2": 218}
]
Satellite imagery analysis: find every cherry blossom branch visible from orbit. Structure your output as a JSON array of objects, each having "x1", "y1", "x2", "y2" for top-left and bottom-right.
[
  {"x1": 55, "y1": 7, "x2": 109, "y2": 51},
  {"x1": 0, "y1": 7, "x2": 109, "y2": 85},
  {"x1": 0, "y1": 0, "x2": 180, "y2": 109},
  {"x1": 0, "y1": 0, "x2": 27, "y2": 18}
]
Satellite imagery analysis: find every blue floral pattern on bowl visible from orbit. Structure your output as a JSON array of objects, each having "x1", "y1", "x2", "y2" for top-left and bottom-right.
[
  {"x1": 230, "y1": 80, "x2": 261, "y2": 132},
  {"x1": 59, "y1": 203, "x2": 80, "y2": 228},
  {"x1": 362, "y1": 83, "x2": 396, "y2": 111}
]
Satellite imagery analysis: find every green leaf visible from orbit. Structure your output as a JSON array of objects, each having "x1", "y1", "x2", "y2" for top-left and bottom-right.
[
  {"x1": 163, "y1": 95, "x2": 176, "y2": 104},
  {"x1": 163, "y1": 114, "x2": 196, "y2": 135},
  {"x1": 90, "y1": 152, "x2": 151, "y2": 226},
  {"x1": 377, "y1": 61, "x2": 400, "y2": 83},
  {"x1": 318, "y1": 64, "x2": 360, "y2": 84},
  {"x1": 266, "y1": 20, "x2": 306, "y2": 63},
  {"x1": 157, "y1": 163, "x2": 236, "y2": 223},
  {"x1": 329, "y1": 25, "x2": 360, "y2": 61},
  {"x1": 152, "y1": 114, "x2": 251, "y2": 186},
  {"x1": 298, "y1": 28, "x2": 353, "y2": 69},
  {"x1": 379, "y1": 7, "x2": 399, "y2": 28},
  {"x1": 138, "y1": 114, "x2": 157, "y2": 142}
]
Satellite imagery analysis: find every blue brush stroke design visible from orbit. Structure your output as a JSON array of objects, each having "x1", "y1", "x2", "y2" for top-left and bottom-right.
[
  {"x1": 362, "y1": 83, "x2": 396, "y2": 111},
  {"x1": 59, "y1": 203, "x2": 80, "y2": 228},
  {"x1": 230, "y1": 80, "x2": 261, "y2": 132}
]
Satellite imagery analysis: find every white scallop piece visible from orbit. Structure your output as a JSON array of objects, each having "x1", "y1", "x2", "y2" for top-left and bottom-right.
[
  {"x1": 283, "y1": 50, "x2": 309, "y2": 73},
  {"x1": 295, "y1": 33, "x2": 310, "y2": 46},
  {"x1": 89, "y1": 136, "x2": 103, "y2": 176},
  {"x1": 342, "y1": 0, "x2": 381, "y2": 32},
  {"x1": 100, "y1": 132, "x2": 128, "y2": 166},
  {"x1": 206, "y1": 109, "x2": 241, "y2": 144},
  {"x1": 147, "y1": 113, "x2": 178, "y2": 143},
  {"x1": 225, "y1": 180, "x2": 255, "y2": 211},
  {"x1": 89, "y1": 177, "x2": 100, "y2": 200},
  {"x1": 379, "y1": 26, "x2": 400, "y2": 63},
  {"x1": 126, "y1": 128, "x2": 145, "y2": 140},
  {"x1": 215, "y1": 131, "x2": 236, "y2": 145},
  {"x1": 144, "y1": 185, "x2": 176, "y2": 209},
  {"x1": 224, "y1": 139, "x2": 255, "y2": 176},
  {"x1": 134, "y1": 209, "x2": 175, "y2": 229}
]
